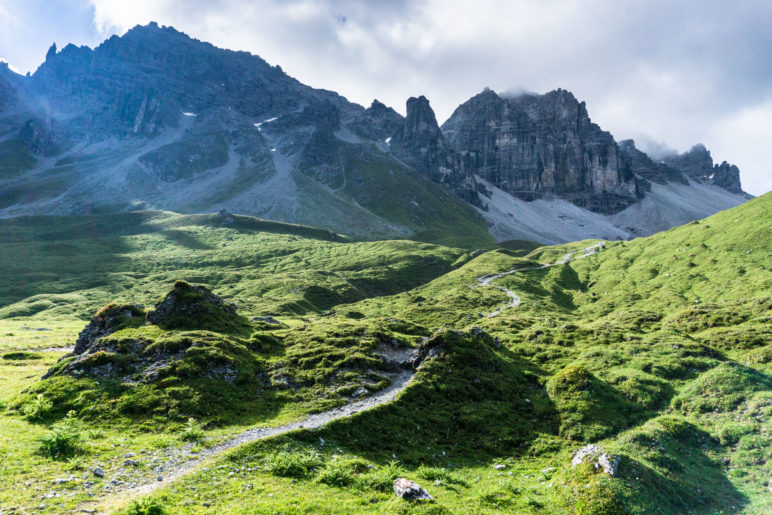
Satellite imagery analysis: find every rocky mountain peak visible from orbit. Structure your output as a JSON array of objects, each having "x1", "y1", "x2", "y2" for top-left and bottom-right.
[
  {"x1": 618, "y1": 139, "x2": 687, "y2": 186},
  {"x1": 45, "y1": 43, "x2": 57, "y2": 61},
  {"x1": 403, "y1": 96, "x2": 442, "y2": 139},
  {"x1": 663, "y1": 143, "x2": 712, "y2": 175},
  {"x1": 442, "y1": 88, "x2": 639, "y2": 214},
  {"x1": 662, "y1": 143, "x2": 743, "y2": 194},
  {"x1": 389, "y1": 96, "x2": 447, "y2": 177}
]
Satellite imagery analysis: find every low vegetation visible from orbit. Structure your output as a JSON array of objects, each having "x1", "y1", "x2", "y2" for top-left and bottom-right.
[{"x1": 0, "y1": 194, "x2": 769, "y2": 513}]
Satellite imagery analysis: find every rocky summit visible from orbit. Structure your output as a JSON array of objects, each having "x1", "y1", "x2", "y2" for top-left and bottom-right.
[{"x1": 0, "y1": 23, "x2": 750, "y2": 245}]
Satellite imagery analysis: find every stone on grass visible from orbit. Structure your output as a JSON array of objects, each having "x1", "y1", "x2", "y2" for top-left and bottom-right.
[
  {"x1": 393, "y1": 478, "x2": 432, "y2": 500},
  {"x1": 571, "y1": 444, "x2": 620, "y2": 476}
]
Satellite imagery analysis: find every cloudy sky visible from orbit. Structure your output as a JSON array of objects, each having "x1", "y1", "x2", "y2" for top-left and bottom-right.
[{"x1": 1, "y1": 0, "x2": 770, "y2": 194}]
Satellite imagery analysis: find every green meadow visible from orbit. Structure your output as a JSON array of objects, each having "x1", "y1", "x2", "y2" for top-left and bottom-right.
[{"x1": 0, "y1": 194, "x2": 769, "y2": 514}]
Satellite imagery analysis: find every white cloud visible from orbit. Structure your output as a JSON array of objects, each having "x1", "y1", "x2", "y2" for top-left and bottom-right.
[
  {"x1": 706, "y1": 99, "x2": 772, "y2": 196},
  {"x1": 0, "y1": 5, "x2": 15, "y2": 21}
]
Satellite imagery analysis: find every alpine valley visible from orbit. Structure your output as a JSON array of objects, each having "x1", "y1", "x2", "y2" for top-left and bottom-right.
[{"x1": 0, "y1": 23, "x2": 769, "y2": 515}]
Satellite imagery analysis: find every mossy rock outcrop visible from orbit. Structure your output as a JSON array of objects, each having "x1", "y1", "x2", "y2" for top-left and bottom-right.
[
  {"x1": 47, "y1": 282, "x2": 253, "y2": 381},
  {"x1": 73, "y1": 303, "x2": 146, "y2": 355},
  {"x1": 146, "y1": 280, "x2": 249, "y2": 333}
]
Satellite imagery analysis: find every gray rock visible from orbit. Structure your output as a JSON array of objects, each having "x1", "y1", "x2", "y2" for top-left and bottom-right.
[
  {"x1": 92, "y1": 468, "x2": 104, "y2": 478},
  {"x1": 662, "y1": 143, "x2": 744, "y2": 194},
  {"x1": 571, "y1": 444, "x2": 620, "y2": 476},
  {"x1": 393, "y1": 478, "x2": 433, "y2": 500},
  {"x1": 442, "y1": 88, "x2": 641, "y2": 214},
  {"x1": 252, "y1": 316, "x2": 282, "y2": 325}
]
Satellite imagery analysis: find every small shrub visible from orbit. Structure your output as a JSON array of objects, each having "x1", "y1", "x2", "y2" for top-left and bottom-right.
[
  {"x1": 315, "y1": 457, "x2": 369, "y2": 487},
  {"x1": 2, "y1": 351, "x2": 42, "y2": 360},
  {"x1": 316, "y1": 458, "x2": 355, "y2": 487},
  {"x1": 22, "y1": 394, "x2": 53, "y2": 421},
  {"x1": 477, "y1": 488, "x2": 517, "y2": 508},
  {"x1": 126, "y1": 498, "x2": 165, "y2": 515},
  {"x1": 180, "y1": 418, "x2": 204, "y2": 442},
  {"x1": 66, "y1": 455, "x2": 85, "y2": 471},
  {"x1": 88, "y1": 428, "x2": 105, "y2": 439},
  {"x1": 264, "y1": 450, "x2": 323, "y2": 478},
  {"x1": 38, "y1": 411, "x2": 81, "y2": 459},
  {"x1": 356, "y1": 460, "x2": 402, "y2": 492},
  {"x1": 415, "y1": 465, "x2": 466, "y2": 486}
]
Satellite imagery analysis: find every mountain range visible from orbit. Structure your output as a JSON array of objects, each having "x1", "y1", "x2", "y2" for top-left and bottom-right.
[{"x1": 0, "y1": 22, "x2": 750, "y2": 244}]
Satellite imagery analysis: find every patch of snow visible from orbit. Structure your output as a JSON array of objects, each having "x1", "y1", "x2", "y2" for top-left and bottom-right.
[
  {"x1": 254, "y1": 116, "x2": 278, "y2": 131},
  {"x1": 182, "y1": 112, "x2": 197, "y2": 117},
  {"x1": 270, "y1": 148, "x2": 277, "y2": 152},
  {"x1": 385, "y1": 137, "x2": 392, "y2": 144}
]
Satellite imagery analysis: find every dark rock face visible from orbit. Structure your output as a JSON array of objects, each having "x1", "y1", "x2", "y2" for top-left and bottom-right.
[
  {"x1": 618, "y1": 140, "x2": 686, "y2": 186},
  {"x1": 0, "y1": 68, "x2": 16, "y2": 113},
  {"x1": 441, "y1": 89, "x2": 641, "y2": 214},
  {"x1": 390, "y1": 96, "x2": 487, "y2": 207},
  {"x1": 711, "y1": 161, "x2": 743, "y2": 194},
  {"x1": 662, "y1": 144, "x2": 744, "y2": 194},
  {"x1": 18, "y1": 118, "x2": 66, "y2": 156},
  {"x1": 24, "y1": 23, "x2": 356, "y2": 141},
  {"x1": 348, "y1": 99, "x2": 404, "y2": 141},
  {"x1": 390, "y1": 95, "x2": 447, "y2": 177},
  {"x1": 662, "y1": 143, "x2": 713, "y2": 179},
  {"x1": 73, "y1": 304, "x2": 146, "y2": 355}
]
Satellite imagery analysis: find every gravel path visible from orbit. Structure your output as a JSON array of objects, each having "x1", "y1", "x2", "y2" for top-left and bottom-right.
[
  {"x1": 91, "y1": 367, "x2": 415, "y2": 512},
  {"x1": 475, "y1": 242, "x2": 606, "y2": 317},
  {"x1": 34, "y1": 346, "x2": 74, "y2": 353}
]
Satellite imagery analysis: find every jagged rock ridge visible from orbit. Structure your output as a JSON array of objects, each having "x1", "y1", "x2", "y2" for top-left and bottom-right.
[{"x1": 0, "y1": 23, "x2": 749, "y2": 243}]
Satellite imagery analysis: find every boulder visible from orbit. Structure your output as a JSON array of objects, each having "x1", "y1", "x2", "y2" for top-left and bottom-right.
[
  {"x1": 393, "y1": 478, "x2": 432, "y2": 500},
  {"x1": 571, "y1": 444, "x2": 620, "y2": 476}
]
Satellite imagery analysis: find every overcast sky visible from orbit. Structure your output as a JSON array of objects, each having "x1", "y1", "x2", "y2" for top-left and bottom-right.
[{"x1": 1, "y1": 0, "x2": 770, "y2": 195}]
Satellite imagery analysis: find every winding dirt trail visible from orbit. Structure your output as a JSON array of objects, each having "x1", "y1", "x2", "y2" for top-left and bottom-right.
[
  {"x1": 91, "y1": 368, "x2": 415, "y2": 513},
  {"x1": 475, "y1": 241, "x2": 606, "y2": 317},
  {"x1": 74, "y1": 242, "x2": 606, "y2": 511}
]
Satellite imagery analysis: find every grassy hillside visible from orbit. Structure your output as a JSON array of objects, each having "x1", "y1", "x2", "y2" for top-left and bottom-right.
[
  {"x1": 0, "y1": 210, "x2": 474, "y2": 326},
  {"x1": 0, "y1": 195, "x2": 769, "y2": 513}
]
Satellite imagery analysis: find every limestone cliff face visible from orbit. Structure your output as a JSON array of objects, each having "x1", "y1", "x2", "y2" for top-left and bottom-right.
[
  {"x1": 662, "y1": 144, "x2": 743, "y2": 194},
  {"x1": 0, "y1": 67, "x2": 16, "y2": 113},
  {"x1": 710, "y1": 162, "x2": 743, "y2": 195},
  {"x1": 25, "y1": 23, "x2": 356, "y2": 140},
  {"x1": 618, "y1": 140, "x2": 686, "y2": 186},
  {"x1": 390, "y1": 96, "x2": 447, "y2": 178},
  {"x1": 0, "y1": 23, "x2": 748, "y2": 241},
  {"x1": 390, "y1": 96, "x2": 486, "y2": 207},
  {"x1": 441, "y1": 89, "x2": 640, "y2": 214},
  {"x1": 348, "y1": 100, "x2": 403, "y2": 142}
]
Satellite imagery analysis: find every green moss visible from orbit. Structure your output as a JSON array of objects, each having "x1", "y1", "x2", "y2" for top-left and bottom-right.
[
  {"x1": 546, "y1": 365, "x2": 647, "y2": 442},
  {"x1": 672, "y1": 363, "x2": 772, "y2": 414}
]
